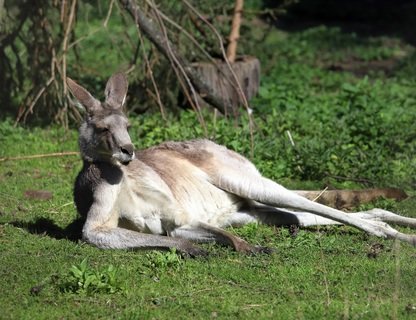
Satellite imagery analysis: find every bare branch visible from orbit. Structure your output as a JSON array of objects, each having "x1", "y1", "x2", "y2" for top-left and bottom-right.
[
  {"x1": 118, "y1": 0, "x2": 230, "y2": 114},
  {"x1": 227, "y1": 0, "x2": 244, "y2": 62},
  {"x1": 62, "y1": 0, "x2": 78, "y2": 97},
  {"x1": 135, "y1": 11, "x2": 166, "y2": 120},
  {"x1": 104, "y1": 0, "x2": 116, "y2": 27},
  {"x1": 149, "y1": 1, "x2": 206, "y2": 129},
  {"x1": 182, "y1": 0, "x2": 255, "y2": 157},
  {"x1": 145, "y1": 0, "x2": 214, "y2": 65}
]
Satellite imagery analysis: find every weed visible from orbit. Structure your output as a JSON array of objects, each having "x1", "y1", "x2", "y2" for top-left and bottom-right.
[
  {"x1": 59, "y1": 258, "x2": 125, "y2": 295},
  {"x1": 143, "y1": 249, "x2": 183, "y2": 277}
]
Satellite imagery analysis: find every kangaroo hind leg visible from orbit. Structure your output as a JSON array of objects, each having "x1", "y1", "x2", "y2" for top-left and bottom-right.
[
  {"x1": 170, "y1": 223, "x2": 273, "y2": 254},
  {"x1": 213, "y1": 171, "x2": 416, "y2": 246}
]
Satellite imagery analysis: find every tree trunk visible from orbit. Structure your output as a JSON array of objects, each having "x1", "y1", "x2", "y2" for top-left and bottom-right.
[{"x1": 192, "y1": 56, "x2": 260, "y2": 115}]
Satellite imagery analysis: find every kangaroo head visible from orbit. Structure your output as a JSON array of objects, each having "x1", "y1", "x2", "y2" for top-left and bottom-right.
[{"x1": 67, "y1": 73, "x2": 135, "y2": 165}]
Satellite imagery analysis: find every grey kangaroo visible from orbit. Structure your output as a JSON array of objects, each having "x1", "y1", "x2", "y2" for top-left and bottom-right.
[{"x1": 67, "y1": 73, "x2": 416, "y2": 256}]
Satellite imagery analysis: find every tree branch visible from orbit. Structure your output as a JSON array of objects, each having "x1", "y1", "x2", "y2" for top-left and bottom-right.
[{"x1": 118, "y1": 0, "x2": 230, "y2": 114}]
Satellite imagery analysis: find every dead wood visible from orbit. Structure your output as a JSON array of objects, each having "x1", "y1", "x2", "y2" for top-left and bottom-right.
[
  {"x1": 192, "y1": 56, "x2": 260, "y2": 115},
  {"x1": 227, "y1": 0, "x2": 244, "y2": 63},
  {"x1": 295, "y1": 188, "x2": 408, "y2": 209},
  {"x1": 24, "y1": 190, "x2": 53, "y2": 201}
]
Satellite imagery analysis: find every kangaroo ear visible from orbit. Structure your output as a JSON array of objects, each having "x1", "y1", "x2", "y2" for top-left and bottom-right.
[
  {"x1": 67, "y1": 77, "x2": 102, "y2": 113},
  {"x1": 104, "y1": 72, "x2": 128, "y2": 109}
]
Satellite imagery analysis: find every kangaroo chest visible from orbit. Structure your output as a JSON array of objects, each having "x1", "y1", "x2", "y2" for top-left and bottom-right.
[{"x1": 113, "y1": 169, "x2": 173, "y2": 235}]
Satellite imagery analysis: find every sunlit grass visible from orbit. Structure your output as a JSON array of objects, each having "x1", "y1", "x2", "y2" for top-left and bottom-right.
[{"x1": 1, "y1": 23, "x2": 416, "y2": 319}]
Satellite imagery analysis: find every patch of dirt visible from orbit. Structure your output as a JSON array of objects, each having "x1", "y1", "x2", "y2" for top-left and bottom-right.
[
  {"x1": 24, "y1": 190, "x2": 53, "y2": 200},
  {"x1": 326, "y1": 57, "x2": 401, "y2": 76}
]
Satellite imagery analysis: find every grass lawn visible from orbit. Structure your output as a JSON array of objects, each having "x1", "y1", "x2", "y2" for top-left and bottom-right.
[{"x1": 1, "y1": 23, "x2": 416, "y2": 319}]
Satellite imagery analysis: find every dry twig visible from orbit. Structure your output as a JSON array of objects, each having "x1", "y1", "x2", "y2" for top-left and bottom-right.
[
  {"x1": 182, "y1": 0, "x2": 255, "y2": 157},
  {"x1": 0, "y1": 152, "x2": 79, "y2": 162}
]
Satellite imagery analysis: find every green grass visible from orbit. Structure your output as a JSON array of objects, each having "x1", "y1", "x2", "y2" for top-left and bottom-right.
[{"x1": 1, "y1": 24, "x2": 416, "y2": 319}]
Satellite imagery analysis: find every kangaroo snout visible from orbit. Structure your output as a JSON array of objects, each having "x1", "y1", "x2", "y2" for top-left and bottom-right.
[
  {"x1": 119, "y1": 143, "x2": 135, "y2": 163},
  {"x1": 121, "y1": 144, "x2": 134, "y2": 157}
]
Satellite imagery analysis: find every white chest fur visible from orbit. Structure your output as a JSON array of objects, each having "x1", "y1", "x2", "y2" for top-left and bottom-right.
[{"x1": 115, "y1": 170, "x2": 173, "y2": 234}]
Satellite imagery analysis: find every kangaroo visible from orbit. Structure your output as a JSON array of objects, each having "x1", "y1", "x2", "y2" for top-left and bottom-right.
[{"x1": 67, "y1": 73, "x2": 416, "y2": 256}]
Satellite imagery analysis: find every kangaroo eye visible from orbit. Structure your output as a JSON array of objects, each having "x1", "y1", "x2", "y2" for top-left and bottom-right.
[{"x1": 97, "y1": 127, "x2": 109, "y2": 133}]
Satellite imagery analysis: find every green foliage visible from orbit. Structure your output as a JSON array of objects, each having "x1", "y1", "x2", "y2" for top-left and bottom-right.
[
  {"x1": 60, "y1": 258, "x2": 125, "y2": 295},
  {"x1": 247, "y1": 26, "x2": 416, "y2": 188},
  {"x1": 230, "y1": 222, "x2": 277, "y2": 246},
  {"x1": 355, "y1": 197, "x2": 397, "y2": 213},
  {"x1": 292, "y1": 26, "x2": 399, "y2": 62},
  {"x1": 122, "y1": 51, "x2": 416, "y2": 189}
]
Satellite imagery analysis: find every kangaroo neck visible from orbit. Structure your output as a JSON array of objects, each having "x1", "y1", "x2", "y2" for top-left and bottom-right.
[{"x1": 83, "y1": 160, "x2": 124, "y2": 186}]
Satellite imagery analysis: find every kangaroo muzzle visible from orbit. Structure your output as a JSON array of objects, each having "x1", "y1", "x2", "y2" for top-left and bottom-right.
[{"x1": 117, "y1": 143, "x2": 135, "y2": 164}]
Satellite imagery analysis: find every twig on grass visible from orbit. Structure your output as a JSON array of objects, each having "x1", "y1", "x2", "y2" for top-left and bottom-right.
[
  {"x1": 241, "y1": 303, "x2": 268, "y2": 310},
  {"x1": 312, "y1": 187, "x2": 329, "y2": 202},
  {"x1": 46, "y1": 201, "x2": 75, "y2": 214},
  {"x1": 0, "y1": 152, "x2": 79, "y2": 162},
  {"x1": 392, "y1": 240, "x2": 401, "y2": 320}
]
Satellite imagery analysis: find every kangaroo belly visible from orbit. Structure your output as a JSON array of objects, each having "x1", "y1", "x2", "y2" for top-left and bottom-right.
[
  {"x1": 120, "y1": 175, "x2": 242, "y2": 230},
  {"x1": 117, "y1": 157, "x2": 243, "y2": 233},
  {"x1": 173, "y1": 174, "x2": 243, "y2": 227},
  {"x1": 142, "y1": 154, "x2": 244, "y2": 227}
]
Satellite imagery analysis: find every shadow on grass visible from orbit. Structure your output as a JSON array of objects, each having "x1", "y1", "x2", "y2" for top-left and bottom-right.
[{"x1": 9, "y1": 217, "x2": 85, "y2": 242}]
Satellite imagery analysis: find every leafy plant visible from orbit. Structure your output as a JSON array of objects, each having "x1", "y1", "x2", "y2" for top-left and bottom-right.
[
  {"x1": 60, "y1": 258, "x2": 125, "y2": 295},
  {"x1": 144, "y1": 249, "x2": 183, "y2": 276}
]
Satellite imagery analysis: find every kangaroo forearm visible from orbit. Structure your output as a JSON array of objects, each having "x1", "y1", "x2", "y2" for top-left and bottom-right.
[{"x1": 83, "y1": 227, "x2": 190, "y2": 250}]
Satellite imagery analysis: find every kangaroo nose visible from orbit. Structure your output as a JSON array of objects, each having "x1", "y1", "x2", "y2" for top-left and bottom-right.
[{"x1": 120, "y1": 144, "x2": 134, "y2": 157}]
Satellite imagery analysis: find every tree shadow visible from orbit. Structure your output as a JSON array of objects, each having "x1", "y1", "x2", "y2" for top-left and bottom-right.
[
  {"x1": 9, "y1": 217, "x2": 85, "y2": 242},
  {"x1": 267, "y1": 0, "x2": 416, "y2": 46}
]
